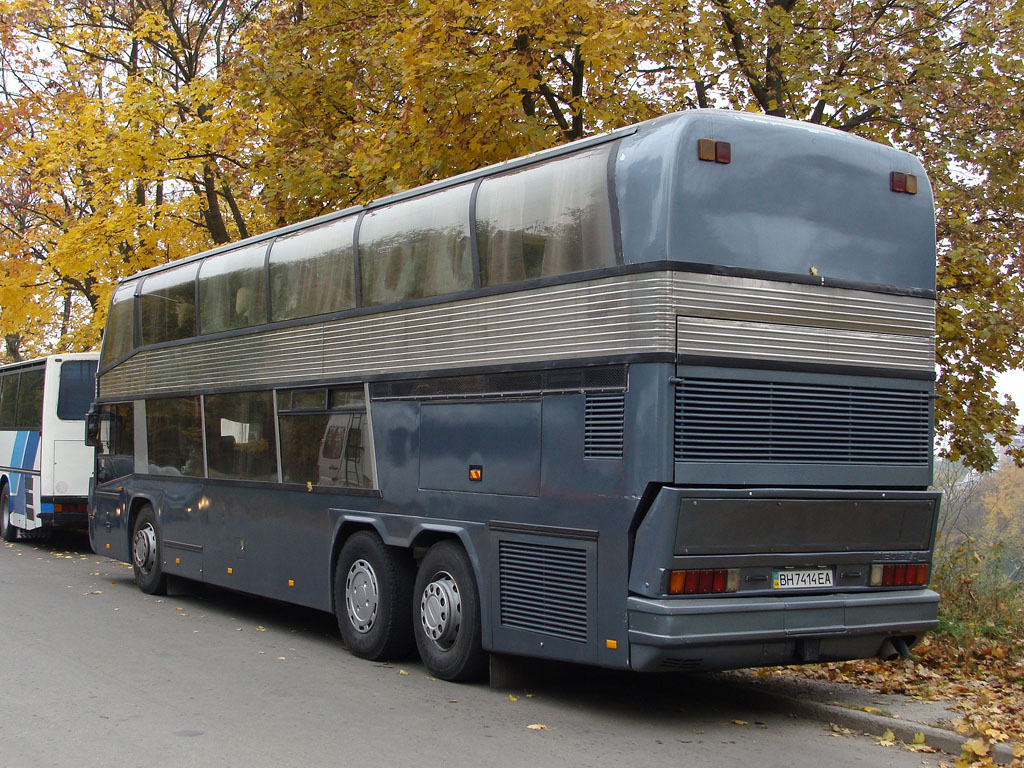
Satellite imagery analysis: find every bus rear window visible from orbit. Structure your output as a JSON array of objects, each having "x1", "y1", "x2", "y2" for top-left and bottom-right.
[{"x1": 57, "y1": 359, "x2": 98, "y2": 421}]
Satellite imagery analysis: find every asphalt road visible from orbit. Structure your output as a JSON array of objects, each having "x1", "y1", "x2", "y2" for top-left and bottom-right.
[{"x1": 1, "y1": 533, "x2": 942, "y2": 768}]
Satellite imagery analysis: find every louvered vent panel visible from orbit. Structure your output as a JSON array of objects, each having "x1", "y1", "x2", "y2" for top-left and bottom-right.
[
  {"x1": 585, "y1": 393, "x2": 625, "y2": 459},
  {"x1": 674, "y1": 378, "x2": 931, "y2": 465},
  {"x1": 498, "y1": 541, "x2": 589, "y2": 643}
]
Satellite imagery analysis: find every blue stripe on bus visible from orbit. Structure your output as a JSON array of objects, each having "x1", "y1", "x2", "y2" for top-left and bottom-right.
[{"x1": 6, "y1": 430, "x2": 39, "y2": 515}]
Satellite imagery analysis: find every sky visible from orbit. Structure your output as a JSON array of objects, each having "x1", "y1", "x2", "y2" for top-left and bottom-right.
[{"x1": 996, "y1": 369, "x2": 1024, "y2": 424}]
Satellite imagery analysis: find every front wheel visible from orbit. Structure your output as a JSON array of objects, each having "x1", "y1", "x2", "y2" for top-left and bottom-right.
[
  {"x1": 131, "y1": 505, "x2": 167, "y2": 595},
  {"x1": 413, "y1": 541, "x2": 487, "y2": 682},
  {"x1": 1, "y1": 484, "x2": 17, "y2": 542},
  {"x1": 334, "y1": 531, "x2": 415, "y2": 660}
]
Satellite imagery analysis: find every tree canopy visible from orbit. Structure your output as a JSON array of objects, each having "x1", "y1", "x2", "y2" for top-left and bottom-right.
[{"x1": 1, "y1": 0, "x2": 1021, "y2": 469}]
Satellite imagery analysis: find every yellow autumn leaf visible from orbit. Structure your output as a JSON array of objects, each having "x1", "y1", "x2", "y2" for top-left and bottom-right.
[{"x1": 526, "y1": 724, "x2": 547, "y2": 731}]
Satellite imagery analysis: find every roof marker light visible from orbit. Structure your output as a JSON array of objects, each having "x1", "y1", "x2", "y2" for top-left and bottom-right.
[{"x1": 891, "y1": 172, "x2": 918, "y2": 194}]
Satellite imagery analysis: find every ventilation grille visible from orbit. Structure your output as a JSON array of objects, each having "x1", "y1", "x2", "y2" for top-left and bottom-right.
[
  {"x1": 585, "y1": 392, "x2": 625, "y2": 459},
  {"x1": 498, "y1": 540, "x2": 589, "y2": 643},
  {"x1": 674, "y1": 378, "x2": 931, "y2": 465}
]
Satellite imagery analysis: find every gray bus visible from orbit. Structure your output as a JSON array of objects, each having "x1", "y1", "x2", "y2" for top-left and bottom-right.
[{"x1": 88, "y1": 110, "x2": 941, "y2": 681}]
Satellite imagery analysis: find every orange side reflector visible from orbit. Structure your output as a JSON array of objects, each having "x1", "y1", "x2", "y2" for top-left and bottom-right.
[
  {"x1": 697, "y1": 138, "x2": 716, "y2": 162},
  {"x1": 606, "y1": 639, "x2": 618, "y2": 650}
]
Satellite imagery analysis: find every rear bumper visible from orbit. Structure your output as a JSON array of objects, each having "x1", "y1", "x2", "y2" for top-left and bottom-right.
[{"x1": 627, "y1": 588, "x2": 939, "y2": 671}]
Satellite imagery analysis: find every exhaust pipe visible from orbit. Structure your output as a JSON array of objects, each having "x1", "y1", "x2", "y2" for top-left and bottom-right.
[{"x1": 877, "y1": 636, "x2": 912, "y2": 661}]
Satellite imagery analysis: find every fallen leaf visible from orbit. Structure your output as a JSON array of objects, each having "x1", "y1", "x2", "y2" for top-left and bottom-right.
[
  {"x1": 526, "y1": 724, "x2": 547, "y2": 731},
  {"x1": 509, "y1": 694, "x2": 518, "y2": 702},
  {"x1": 730, "y1": 720, "x2": 748, "y2": 726},
  {"x1": 398, "y1": 669, "x2": 409, "y2": 676}
]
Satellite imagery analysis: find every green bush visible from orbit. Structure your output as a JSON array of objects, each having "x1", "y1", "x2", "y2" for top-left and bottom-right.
[{"x1": 932, "y1": 538, "x2": 1024, "y2": 642}]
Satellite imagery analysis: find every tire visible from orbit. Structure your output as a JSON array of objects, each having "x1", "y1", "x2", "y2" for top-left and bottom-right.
[
  {"x1": 334, "y1": 531, "x2": 415, "y2": 660},
  {"x1": 1, "y1": 484, "x2": 17, "y2": 542},
  {"x1": 413, "y1": 540, "x2": 487, "y2": 682},
  {"x1": 131, "y1": 505, "x2": 167, "y2": 595}
]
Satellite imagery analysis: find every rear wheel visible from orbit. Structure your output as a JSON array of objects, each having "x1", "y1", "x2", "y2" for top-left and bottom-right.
[
  {"x1": 413, "y1": 541, "x2": 487, "y2": 682},
  {"x1": 1, "y1": 484, "x2": 17, "y2": 542},
  {"x1": 131, "y1": 505, "x2": 167, "y2": 595},
  {"x1": 334, "y1": 531, "x2": 415, "y2": 660}
]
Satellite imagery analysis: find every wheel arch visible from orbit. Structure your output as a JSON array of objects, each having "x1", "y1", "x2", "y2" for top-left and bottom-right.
[{"x1": 124, "y1": 494, "x2": 158, "y2": 553}]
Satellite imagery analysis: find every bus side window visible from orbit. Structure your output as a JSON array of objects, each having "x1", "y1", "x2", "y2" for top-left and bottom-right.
[
  {"x1": 477, "y1": 145, "x2": 616, "y2": 287},
  {"x1": 139, "y1": 261, "x2": 198, "y2": 345},
  {"x1": 96, "y1": 402, "x2": 134, "y2": 483},
  {"x1": 146, "y1": 396, "x2": 204, "y2": 476},
  {"x1": 269, "y1": 217, "x2": 356, "y2": 322},
  {"x1": 198, "y1": 243, "x2": 268, "y2": 334},
  {"x1": 359, "y1": 184, "x2": 473, "y2": 307},
  {"x1": 15, "y1": 368, "x2": 44, "y2": 431},
  {"x1": 0, "y1": 373, "x2": 17, "y2": 429},
  {"x1": 277, "y1": 387, "x2": 373, "y2": 489},
  {"x1": 204, "y1": 391, "x2": 277, "y2": 482},
  {"x1": 99, "y1": 282, "x2": 137, "y2": 368}
]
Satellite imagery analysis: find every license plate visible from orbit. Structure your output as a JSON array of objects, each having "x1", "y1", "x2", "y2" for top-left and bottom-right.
[{"x1": 772, "y1": 568, "x2": 834, "y2": 590}]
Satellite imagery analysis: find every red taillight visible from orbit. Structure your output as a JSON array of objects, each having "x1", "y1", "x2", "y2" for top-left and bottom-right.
[
  {"x1": 668, "y1": 568, "x2": 740, "y2": 595},
  {"x1": 871, "y1": 562, "x2": 929, "y2": 587}
]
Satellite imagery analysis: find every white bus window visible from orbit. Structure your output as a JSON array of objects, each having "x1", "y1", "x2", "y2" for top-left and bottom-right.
[
  {"x1": 100, "y1": 282, "x2": 137, "y2": 367},
  {"x1": 270, "y1": 217, "x2": 356, "y2": 322},
  {"x1": 198, "y1": 243, "x2": 268, "y2": 334},
  {"x1": 140, "y1": 261, "x2": 199, "y2": 345},
  {"x1": 56, "y1": 359, "x2": 98, "y2": 421},
  {"x1": 15, "y1": 368, "x2": 44, "y2": 431},
  {"x1": 359, "y1": 184, "x2": 473, "y2": 307},
  {"x1": 0, "y1": 374, "x2": 18, "y2": 429},
  {"x1": 204, "y1": 391, "x2": 277, "y2": 482},
  {"x1": 146, "y1": 397, "x2": 203, "y2": 476},
  {"x1": 477, "y1": 146, "x2": 615, "y2": 286}
]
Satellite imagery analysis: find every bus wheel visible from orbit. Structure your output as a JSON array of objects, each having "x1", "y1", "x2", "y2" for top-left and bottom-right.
[
  {"x1": 413, "y1": 541, "x2": 487, "y2": 682},
  {"x1": 131, "y1": 505, "x2": 167, "y2": 595},
  {"x1": 1, "y1": 485, "x2": 17, "y2": 542},
  {"x1": 334, "y1": 531, "x2": 414, "y2": 660}
]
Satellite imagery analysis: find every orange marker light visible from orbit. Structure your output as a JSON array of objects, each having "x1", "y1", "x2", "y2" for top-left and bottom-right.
[{"x1": 697, "y1": 138, "x2": 716, "y2": 162}]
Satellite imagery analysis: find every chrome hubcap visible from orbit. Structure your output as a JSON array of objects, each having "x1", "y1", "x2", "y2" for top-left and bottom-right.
[
  {"x1": 420, "y1": 572, "x2": 461, "y2": 650},
  {"x1": 133, "y1": 523, "x2": 157, "y2": 574},
  {"x1": 345, "y1": 559, "x2": 379, "y2": 633}
]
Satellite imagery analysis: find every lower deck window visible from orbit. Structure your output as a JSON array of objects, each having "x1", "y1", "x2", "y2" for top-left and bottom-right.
[
  {"x1": 147, "y1": 397, "x2": 203, "y2": 476},
  {"x1": 204, "y1": 391, "x2": 278, "y2": 482},
  {"x1": 278, "y1": 387, "x2": 373, "y2": 489}
]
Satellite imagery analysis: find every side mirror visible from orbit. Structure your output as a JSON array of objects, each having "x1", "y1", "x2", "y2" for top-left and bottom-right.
[{"x1": 85, "y1": 409, "x2": 102, "y2": 448}]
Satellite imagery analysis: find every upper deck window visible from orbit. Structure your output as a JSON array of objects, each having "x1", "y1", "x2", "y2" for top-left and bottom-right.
[
  {"x1": 359, "y1": 184, "x2": 474, "y2": 307},
  {"x1": 198, "y1": 243, "x2": 268, "y2": 334},
  {"x1": 139, "y1": 261, "x2": 199, "y2": 345},
  {"x1": 476, "y1": 145, "x2": 616, "y2": 286},
  {"x1": 270, "y1": 217, "x2": 356, "y2": 322},
  {"x1": 100, "y1": 283, "x2": 137, "y2": 368}
]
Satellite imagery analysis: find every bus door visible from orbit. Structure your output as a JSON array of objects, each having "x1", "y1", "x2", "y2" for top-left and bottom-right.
[{"x1": 88, "y1": 402, "x2": 135, "y2": 560}]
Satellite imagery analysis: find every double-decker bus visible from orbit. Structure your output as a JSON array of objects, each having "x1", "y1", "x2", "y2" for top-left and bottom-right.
[
  {"x1": 88, "y1": 110, "x2": 940, "y2": 681},
  {"x1": 1, "y1": 353, "x2": 99, "y2": 541}
]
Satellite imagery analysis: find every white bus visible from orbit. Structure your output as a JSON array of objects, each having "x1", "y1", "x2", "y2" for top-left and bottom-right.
[{"x1": 1, "y1": 353, "x2": 99, "y2": 541}]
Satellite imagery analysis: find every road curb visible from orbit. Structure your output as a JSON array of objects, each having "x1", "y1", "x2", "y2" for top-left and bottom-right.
[{"x1": 768, "y1": 690, "x2": 1017, "y2": 765}]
